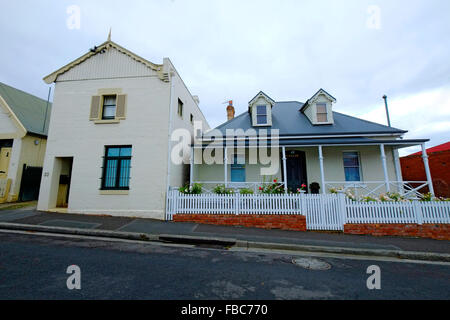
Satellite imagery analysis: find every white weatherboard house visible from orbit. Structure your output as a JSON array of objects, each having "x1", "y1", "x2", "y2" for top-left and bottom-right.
[
  {"x1": 191, "y1": 90, "x2": 434, "y2": 198},
  {"x1": 37, "y1": 37, "x2": 209, "y2": 219}
]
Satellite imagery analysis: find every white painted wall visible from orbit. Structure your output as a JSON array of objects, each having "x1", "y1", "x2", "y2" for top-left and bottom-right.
[{"x1": 38, "y1": 48, "x2": 209, "y2": 219}]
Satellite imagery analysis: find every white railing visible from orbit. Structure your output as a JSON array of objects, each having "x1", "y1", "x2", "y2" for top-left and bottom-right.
[
  {"x1": 167, "y1": 189, "x2": 450, "y2": 230},
  {"x1": 325, "y1": 181, "x2": 430, "y2": 199},
  {"x1": 345, "y1": 198, "x2": 450, "y2": 224}
]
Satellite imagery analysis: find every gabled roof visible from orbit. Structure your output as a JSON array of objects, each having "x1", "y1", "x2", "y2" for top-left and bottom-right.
[
  {"x1": 43, "y1": 40, "x2": 167, "y2": 84},
  {"x1": 248, "y1": 91, "x2": 276, "y2": 106},
  {"x1": 300, "y1": 88, "x2": 336, "y2": 112},
  {"x1": 206, "y1": 101, "x2": 406, "y2": 138},
  {"x1": 0, "y1": 82, "x2": 51, "y2": 136}
]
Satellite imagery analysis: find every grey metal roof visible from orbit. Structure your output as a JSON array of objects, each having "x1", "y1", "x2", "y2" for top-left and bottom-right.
[
  {"x1": 0, "y1": 82, "x2": 51, "y2": 136},
  {"x1": 206, "y1": 101, "x2": 406, "y2": 137}
]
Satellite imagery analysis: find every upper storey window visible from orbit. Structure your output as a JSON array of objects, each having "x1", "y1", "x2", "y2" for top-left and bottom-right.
[
  {"x1": 89, "y1": 89, "x2": 127, "y2": 123},
  {"x1": 102, "y1": 95, "x2": 117, "y2": 120},
  {"x1": 316, "y1": 103, "x2": 328, "y2": 123},
  {"x1": 256, "y1": 105, "x2": 268, "y2": 125}
]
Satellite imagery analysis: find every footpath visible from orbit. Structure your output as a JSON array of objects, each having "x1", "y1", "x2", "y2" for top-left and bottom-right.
[{"x1": 0, "y1": 202, "x2": 449, "y2": 262}]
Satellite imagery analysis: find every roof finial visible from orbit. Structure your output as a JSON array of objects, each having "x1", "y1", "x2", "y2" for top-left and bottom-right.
[{"x1": 107, "y1": 28, "x2": 112, "y2": 41}]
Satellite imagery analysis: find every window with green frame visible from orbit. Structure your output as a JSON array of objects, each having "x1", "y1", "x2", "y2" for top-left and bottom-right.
[{"x1": 101, "y1": 146, "x2": 132, "y2": 190}]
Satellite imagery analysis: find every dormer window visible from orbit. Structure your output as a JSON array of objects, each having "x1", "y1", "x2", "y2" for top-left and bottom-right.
[
  {"x1": 316, "y1": 103, "x2": 328, "y2": 122},
  {"x1": 256, "y1": 105, "x2": 268, "y2": 125},
  {"x1": 248, "y1": 91, "x2": 275, "y2": 127},
  {"x1": 300, "y1": 89, "x2": 336, "y2": 125}
]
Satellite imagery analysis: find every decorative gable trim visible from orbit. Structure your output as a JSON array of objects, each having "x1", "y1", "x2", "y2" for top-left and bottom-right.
[
  {"x1": 248, "y1": 91, "x2": 275, "y2": 110},
  {"x1": 43, "y1": 40, "x2": 169, "y2": 84},
  {"x1": 300, "y1": 88, "x2": 336, "y2": 112}
]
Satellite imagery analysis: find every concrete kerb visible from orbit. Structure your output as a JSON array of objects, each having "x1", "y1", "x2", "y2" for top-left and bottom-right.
[
  {"x1": 234, "y1": 240, "x2": 450, "y2": 262},
  {"x1": 0, "y1": 222, "x2": 449, "y2": 262},
  {"x1": 0, "y1": 222, "x2": 160, "y2": 242}
]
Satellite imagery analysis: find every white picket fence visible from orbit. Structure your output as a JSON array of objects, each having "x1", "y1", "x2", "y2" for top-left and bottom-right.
[
  {"x1": 345, "y1": 198, "x2": 450, "y2": 224},
  {"x1": 167, "y1": 190, "x2": 450, "y2": 230},
  {"x1": 166, "y1": 190, "x2": 345, "y2": 230}
]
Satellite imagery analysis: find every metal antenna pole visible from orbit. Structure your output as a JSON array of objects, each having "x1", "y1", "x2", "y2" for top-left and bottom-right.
[{"x1": 382, "y1": 95, "x2": 391, "y2": 127}]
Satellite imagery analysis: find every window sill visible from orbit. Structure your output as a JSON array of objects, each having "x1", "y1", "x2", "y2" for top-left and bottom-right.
[
  {"x1": 99, "y1": 190, "x2": 129, "y2": 195},
  {"x1": 312, "y1": 121, "x2": 333, "y2": 125},
  {"x1": 94, "y1": 119, "x2": 121, "y2": 124}
]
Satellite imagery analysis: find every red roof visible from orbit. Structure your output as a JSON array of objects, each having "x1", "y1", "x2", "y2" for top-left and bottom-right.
[{"x1": 408, "y1": 141, "x2": 450, "y2": 156}]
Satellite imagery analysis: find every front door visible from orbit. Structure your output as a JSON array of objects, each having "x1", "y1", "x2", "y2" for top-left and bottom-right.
[{"x1": 285, "y1": 150, "x2": 308, "y2": 193}]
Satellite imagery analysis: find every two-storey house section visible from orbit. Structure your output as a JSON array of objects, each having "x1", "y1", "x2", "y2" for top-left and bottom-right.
[{"x1": 37, "y1": 37, "x2": 209, "y2": 219}]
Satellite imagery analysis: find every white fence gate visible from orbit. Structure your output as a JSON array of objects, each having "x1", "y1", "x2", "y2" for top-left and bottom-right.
[{"x1": 303, "y1": 194, "x2": 345, "y2": 231}]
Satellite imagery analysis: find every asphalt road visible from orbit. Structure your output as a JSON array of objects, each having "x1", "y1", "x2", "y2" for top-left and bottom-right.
[{"x1": 0, "y1": 231, "x2": 449, "y2": 300}]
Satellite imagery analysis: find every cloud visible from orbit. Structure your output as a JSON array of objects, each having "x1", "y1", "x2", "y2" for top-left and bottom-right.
[
  {"x1": 0, "y1": 0, "x2": 449, "y2": 155},
  {"x1": 356, "y1": 85, "x2": 450, "y2": 156}
]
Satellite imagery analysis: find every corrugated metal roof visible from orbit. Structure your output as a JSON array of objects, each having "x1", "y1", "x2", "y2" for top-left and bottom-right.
[
  {"x1": 0, "y1": 82, "x2": 51, "y2": 136},
  {"x1": 207, "y1": 101, "x2": 406, "y2": 137},
  {"x1": 406, "y1": 141, "x2": 450, "y2": 156}
]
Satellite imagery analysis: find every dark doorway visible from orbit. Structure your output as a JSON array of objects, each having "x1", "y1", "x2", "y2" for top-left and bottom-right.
[
  {"x1": 19, "y1": 165, "x2": 43, "y2": 201},
  {"x1": 285, "y1": 150, "x2": 308, "y2": 193},
  {"x1": 56, "y1": 157, "x2": 73, "y2": 208}
]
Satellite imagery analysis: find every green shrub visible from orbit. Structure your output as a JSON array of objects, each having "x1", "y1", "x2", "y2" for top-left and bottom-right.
[
  {"x1": 239, "y1": 188, "x2": 254, "y2": 195},
  {"x1": 213, "y1": 184, "x2": 234, "y2": 195},
  {"x1": 258, "y1": 178, "x2": 285, "y2": 194},
  {"x1": 179, "y1": 183, "x2": 203, "y2": 194}
]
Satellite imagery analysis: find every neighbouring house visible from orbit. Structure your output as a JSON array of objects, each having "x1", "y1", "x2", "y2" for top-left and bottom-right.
[
  {"x1": 191, "y1": 90, "x2": 434, "y2": 198},
  {"x1": 0, "y1": 82, "x2": 50, "y2": 203},
  {"x1": 400, "y1": 141, "x2": 450, "y2": 198},
  {"x1": 37, "y1": 36, "x2": 209, "y2": 219}
]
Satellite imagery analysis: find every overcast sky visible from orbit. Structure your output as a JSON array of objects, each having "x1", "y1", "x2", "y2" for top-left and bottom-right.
[{"x1": 1, "y1": 0, "x2": 449, "y2": 155}]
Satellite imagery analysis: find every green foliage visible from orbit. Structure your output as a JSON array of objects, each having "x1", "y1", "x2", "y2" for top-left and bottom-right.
[
  {"x1": 179, "y1": 183, "x2": 203, "y2": 194},
  {"x1": 213, "y1": 184, "x2": 235, "y2": 195},
  {"x1": 360, "y1": 195, "x2": 378, "y2": 202},
  {"x1": 419, "y1": 192, "x2": 434, "y2": 202},
  {"x1": 258, "y1": 178, "x2": 285, "y2": 194},
  {"x1": 239, "y1": 188, "x2": 254, "y2": 195}
]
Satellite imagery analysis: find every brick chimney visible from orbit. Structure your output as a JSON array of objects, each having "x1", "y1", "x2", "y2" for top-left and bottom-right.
[{"x1": 226, "y1": 100, "x2": 235, "y2": 121}]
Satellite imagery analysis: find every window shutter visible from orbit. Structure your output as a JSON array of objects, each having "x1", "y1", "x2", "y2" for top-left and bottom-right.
[
  {"x1": 116, "y1": 94, "x2": 127, "y2": 119},
  {"x1": 89, "y1": 96, "x2": 101, "y2": 120}
]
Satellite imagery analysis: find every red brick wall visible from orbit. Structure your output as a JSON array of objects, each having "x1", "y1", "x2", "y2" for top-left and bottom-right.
[
  {"x1": 173, "y1": 215, "x2": 449, "y2": 240},
  {"x1": 173, "y1": 214, "x2": 307, "y2": 232},
  {"x1": 400, "y1": 150, "x2": 450, "y2": 197},
  {"x1": 344, "y1": 223, "x2": 450, "y2": 240}
]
